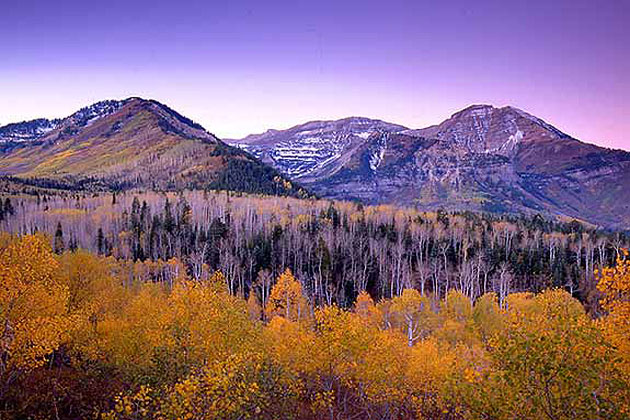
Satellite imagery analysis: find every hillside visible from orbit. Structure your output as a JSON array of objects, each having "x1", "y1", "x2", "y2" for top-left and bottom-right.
[
  {"x1": 0, "y1": 98, "x2": 306, "y2": 196},
  {"x1": 229, "y1": 106, "x2": 630, "y2": 229}
]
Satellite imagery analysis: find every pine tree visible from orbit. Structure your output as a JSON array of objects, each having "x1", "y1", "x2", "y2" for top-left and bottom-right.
[
  {"x1": 97, "y1": 228, "x2": 104, "y2": 255},
  {"x1": 4, "y1": 198, "x2": 14, "y2": 216},
  {"x1": 54, "y1": 222, "x2": 65, "y2": 254}
]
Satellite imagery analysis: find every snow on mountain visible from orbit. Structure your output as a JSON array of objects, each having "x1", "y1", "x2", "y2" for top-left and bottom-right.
[
  {"x1": 0, "y1": 99, "x2": 127, "y2": 144},
  {"x1": 65, "y1": 99, "x2": 126, "y2": 127},
  {"x1": 1, "y1": 99, "x2": 629, "y2": 228},
  {"x1": 226, "y1": 105, "x2": 630, "y2": 228},
  {"x1": 227, "y1": 117, "x2": 407, "y2": 179},
  {"x1": 407, "y1": 104, "x2": 575, "y2": 156},
  {"x1": 507, "y1": 106, "x2": 571, "y2": 139},
  {"x1": 0, "y1": 97, "x2": 302, "y2": 197},
  {"x1": 368, "y1": 134, "x2": 387, "y2": 172},
  {"x1": 0, "y1": 118, "x2": 62, "y2": 143}
]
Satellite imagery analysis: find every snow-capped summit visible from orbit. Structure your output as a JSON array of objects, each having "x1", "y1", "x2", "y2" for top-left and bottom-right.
[
  {"x1": 0, "y1": 97, "x2": 214, "y2": 147},
  {"x1": 228, "y1": 105, "x2": 630, "y2": 229}
]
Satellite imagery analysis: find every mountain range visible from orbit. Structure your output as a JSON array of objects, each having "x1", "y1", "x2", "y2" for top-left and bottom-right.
[
  {"x1": 227, "y1": 105, "x2": 630, "y2": 229},
  {"x1": 1, "y1": 98, "x2": 628, "y2": 228}
]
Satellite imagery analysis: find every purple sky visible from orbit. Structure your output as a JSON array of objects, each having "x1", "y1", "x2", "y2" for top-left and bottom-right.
[{"x1": 1, "y1": 0, "x2": 628, "y2": 149}]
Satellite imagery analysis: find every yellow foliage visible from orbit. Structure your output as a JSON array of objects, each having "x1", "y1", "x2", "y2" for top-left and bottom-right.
[
  {"x1": 0, "y1": 235, "x2": 69, "y2": 372},
  {"x1": 472, "y1": 292, "x2": 504, "y2": 341},
  {"x1": 88, "y1": 278, "x2": 259, "y2": 384},
  {"x1": 2, "y1": 234, "x2": 628, "y2": 419},
  {"x1": 597, "y1": 250, "x2": 630, "y2": 394},
  {"x1": 476, "y1": 289, "x2": 623, "y2": 419},
  {"x1": 353, "y1": 290, "x2": 381, "y2": 327},
  {"x1": 264, "y1": 316, "x2": 317, "y2": 377},
  {"x1": 247, "y1": 292, "x2": 262, "y2": 321},
  {"x1": 265, "y1": 269, "x2": 309, "y2": 322},
  {"x1": 390, "y1": 289, "x2": 438, "y2": 346},
  {"x1": 157, "y1": 352, "x2": 300, "y2": 420},
  {"x1": 443, "y1": 290, "x2": 473, "y2": 322}
]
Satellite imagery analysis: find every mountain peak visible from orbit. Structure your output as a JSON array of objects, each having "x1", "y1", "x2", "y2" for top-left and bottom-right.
[
  {"x1": 241, "y1": 106, "x2": 630, "y2": 229},
  {"x1": 64, "y1": 99, "x2": 127, "y2": 128},
  {"x1": 501, "y1": 106, "x2": 572, "y2": 139},
  {"x1": 227, "y1": 116, "x2": 407, "y2": 179},
  {"x1": 119, "y1": 97, "x2": 209, "y2": 134},
  {"x1": 0, "y1": 97, "x2": 211, "y2": 146},
  {"x1": 0, "y1": 98, "x2": 130, "y2": 144},
  {"x1": 419, "y1": 103, "x2": 575, "y2": 154}
]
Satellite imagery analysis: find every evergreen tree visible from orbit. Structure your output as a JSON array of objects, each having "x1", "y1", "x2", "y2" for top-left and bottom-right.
[
  {"x1": 4, "y1": 198, "x2": 14, "y2": 216},
  {"x1": 97, "y1": 228, "x2": 104, "y2": 255},
  {"x1": 54, "y1": 222, "x2": 64, "y2": 254},
  {"x1": 164, "y1": 199, "x2": 175, "y2": 234}
]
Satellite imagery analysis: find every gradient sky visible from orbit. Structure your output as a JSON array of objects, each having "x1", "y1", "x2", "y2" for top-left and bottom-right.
[{"x1": 1, "y1": 0, "x2": 628, "y2": 149}]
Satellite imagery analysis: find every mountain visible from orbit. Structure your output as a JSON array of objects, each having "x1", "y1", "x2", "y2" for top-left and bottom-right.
[
  {"x1": 228, "y1": 106, "x2": 630, "y2": 229},
  {"x1": 227, "y1": 117, "x2": 407, "y2": 179},
  {"x1": 0, "y1": 98, "x2": 305, "y2": 196}
]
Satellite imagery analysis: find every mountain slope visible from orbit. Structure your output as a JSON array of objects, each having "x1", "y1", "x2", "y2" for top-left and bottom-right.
[
  {"x1": 0, "y1": 98, "x2": 306, "y2": 196},
  {"x1": 230, "y1": 106, "x2": 630, "y2": 229}
]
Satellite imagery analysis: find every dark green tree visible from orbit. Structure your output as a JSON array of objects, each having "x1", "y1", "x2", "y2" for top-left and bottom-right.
[{"x1": 54, "y1": 222, "x2": 65, "y2": 254}]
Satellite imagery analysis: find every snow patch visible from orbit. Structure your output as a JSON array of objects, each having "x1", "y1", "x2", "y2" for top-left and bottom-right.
[
  {"x1": 485, "y1": 129, "x2": 523, "y2": 154},
  {"x1": 506, "y1": 129, "x2": 523, "y2": 148},
  {"x1": 369, "y1": 143, "x2": 386, "y2": 171},
  {"x1": 232, "y1": 119, "x2": 406, "y2": 178}
]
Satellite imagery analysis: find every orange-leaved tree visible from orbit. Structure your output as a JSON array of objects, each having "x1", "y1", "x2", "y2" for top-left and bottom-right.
[{"x1": 265, "y1": 269, "x2": 309, "y2": 322}]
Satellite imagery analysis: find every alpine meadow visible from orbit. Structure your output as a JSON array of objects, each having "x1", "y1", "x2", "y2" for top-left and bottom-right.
[{"x1": 1, "y1": 1, "x2": 630, "y2": 419}]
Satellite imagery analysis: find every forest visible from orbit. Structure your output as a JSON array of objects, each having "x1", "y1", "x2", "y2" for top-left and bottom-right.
[
  {"x1": 3, "y1": 190, "x2": 628, "y2": 311},
  {"x1": 1, "y1": 189, "x2": 630, "y2": 419}
]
